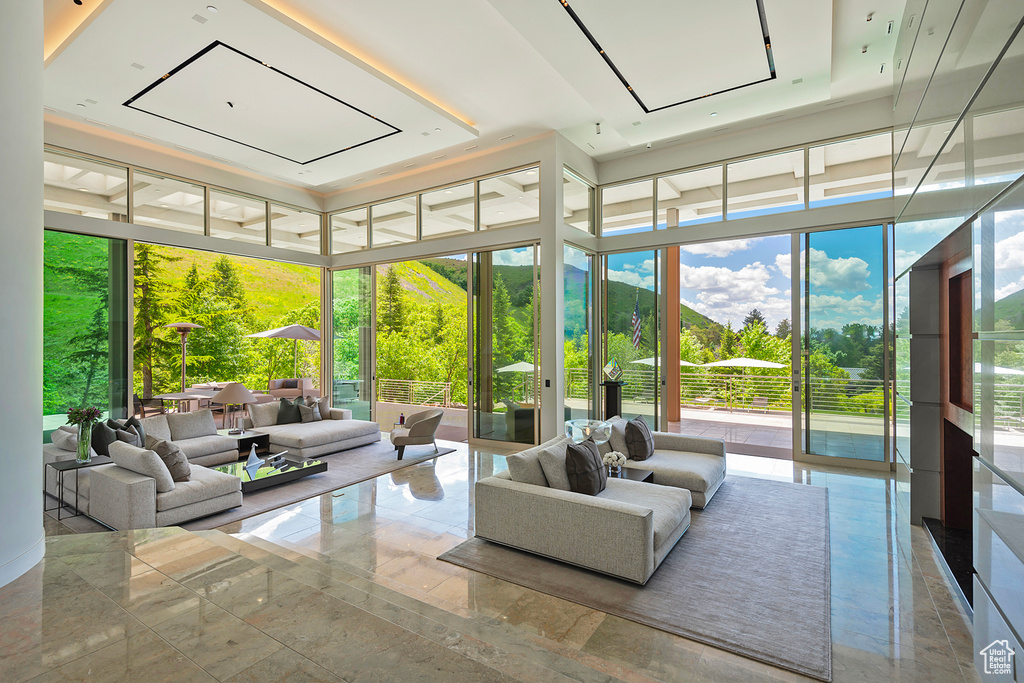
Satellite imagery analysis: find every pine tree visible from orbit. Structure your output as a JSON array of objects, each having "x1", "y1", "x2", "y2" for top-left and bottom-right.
[
  {"x1": 211, "y1": 256, "x2": 246, "y2": 307},
  {"x1": 775, "y1": 318, "x2": 792, "y2": 339},
  {"x1": 720, "y1": 322, "x2": 737, "y2": 359},
  {"x1": 743, "y1": 308, "x2": 766, "y2": 330},
  {"x1": 133, "y1": 244, "x2": 180, "y2": 397},
  {"x1": 378, "y1": 265, "x2": 406, "y2": 334},
  {"x1": 183, "y1": 263, "x2": 201, "y2": 290}
]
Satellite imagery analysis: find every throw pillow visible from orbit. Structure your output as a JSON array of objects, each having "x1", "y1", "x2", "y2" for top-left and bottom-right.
[
  {"x1": 91, "y1": 421, "x2": 118, "y2": 457},
  {"x1": 166, "y1": 409, "x2": 217, "y2": 441},
  {"x1": 277, "y1": 397, "x2": 303, "y2": 425},
  {"x1": 108, "y1": 441, "x2": 175, "y2": 493},
  {"x1": 565, "y1": 440, "x2": 607, "y2": 495},
  {"x1": 606, "y1": 416, "x2": 629, "y2": 455},
  {"x1": 115, "y1": 425, "x2": 143, "y2": 448},
  {"x1": 282, "y1": 379, "x2": 299, "y2": 389},
  {"x1": 536, "y1": 442, "x2": 572, "y2": 491},
  {"x1": 125, "y1": 415, "x2": 147, "y2": 445},
  {"x1": 624, "y1": 416, "x2": 654, "y2": 461},
  {"x1": 249, "y1": 401, "x2": 278, "y2": 428},
  {"x1": 50, "y1": 425, "x2": 79, "y2": 451},
  {"x1": 145, "y1": 437, "x2": 191, "y2": 482},
  {"x1": 505, "y1": 449, "x2": 548, "y2": 487},
  {"x1": 315, "y1": 396, "x2": 332, "y2": 420},
  {"x1": 303, "y1": 396, "x2": 323, "y2": 422},
  {"x1": 298, "y1": 403, "x2": 319, "y2": 423}
]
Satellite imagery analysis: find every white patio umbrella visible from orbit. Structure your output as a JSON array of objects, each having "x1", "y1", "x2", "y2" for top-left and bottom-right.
[
  {"x1": 497, "y1": 361, "x2": 536, "y2": 373},
  {"x1": 245, "y1": 324, "x2": 321, "y2": 376},
  {"x1": 702, "y1": 357, "x2": 786, "y2": 369},
  {"x1": 631, "y1": 357, "x2": 699, "y2": 367},
  {"x1": 975, "y1": 362, "x2": 1024, "y2": 376}
]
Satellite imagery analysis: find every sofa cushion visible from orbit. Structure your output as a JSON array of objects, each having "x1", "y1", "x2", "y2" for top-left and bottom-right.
[
  {"x1": 625, "y1": 417, "x2": 654, "y2": 461},
  {"x1": 505, "y1": 450, "x2": 548, "y2": 487},
  {"x1": 299, "y1": 400, "x2": 321, "y2": 423},
  {"x1": 114, "y1": 424, "x2": 143, "y2": 448},
  {"x1": 146, "y1": 437, "x2": 192, "y2": 482},
  {"x1": 139, "y1": 414, "x2": 171, "y2": 441},
  {"x1": 598, "y1": 479, "x2": 691, "y2": 550},
  {"x1": 174, "y1": 434, "x2": 238, "y2": 460},
  {"x1": 50, "y1": 425, "x2": 80, "y2": 452},
  {"x1": 249, "y1": 401, "x2": 278, "y2": 428},
  {"x1": 313, "y1": 396, "x2": 331, "y2": 420},
  {"x1": 257, "y1": 419, "x2": 380, "y2": 449},
  {"x1": 125, "y1": 415, "x2": 147, "y2": 444},
  {"x1": 277, "y1": 397, "x2": 303, "y2": 425},
  {"x1": 565, "y1": 440, "x2": 607, "y2": 495},
  {"x1": 91, "y1": 421, "x2": 118, "y2": 456},
  {"x1": 156, "y1": 465, "x2": 240, "y2": 512},
  {"x1": 109, "y1": 441, "x2": 175, "y2": 493},
  {"x1": 605, "y1": 416, "x2": 629, "y2": 455},
  {"x1": 626, "y1": 450, "x2": 726, "y2": 495},
  {"x1": 282, "y1": 379, "x2": 298, "y2": 389},
  {"x1": 167, "y1": 409, "x2": 217, "y2": 441},
  {"x1": 536, "y1": 441, "x2": 572, "y2": 491}
]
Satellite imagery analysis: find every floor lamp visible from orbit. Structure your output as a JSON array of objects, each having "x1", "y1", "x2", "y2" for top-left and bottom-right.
[{"x1": 164, "y1": 322, "x2": 203, "y2": 392}]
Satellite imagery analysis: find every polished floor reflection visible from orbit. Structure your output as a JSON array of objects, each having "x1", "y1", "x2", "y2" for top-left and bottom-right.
[{"x1": 8, "y1": 442, "x2": 979, "y2": 682}]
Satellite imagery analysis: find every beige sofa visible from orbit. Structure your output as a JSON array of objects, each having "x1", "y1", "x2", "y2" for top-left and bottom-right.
[
  {"x1": 268, "y1": 378, "x2": 319, "y2": 399},
  {"x1": 139, "y1": 409, "x2": 239, "y2": 466},
  {"x1": 604, "y1": 417, "x2": 727, "y2": 508},
  {"x1": 475, "y1": 436, "x2": 692, "y2": 584},
  {"x1": 247, "y1": 405, "x2": 381, "y2": 459}
]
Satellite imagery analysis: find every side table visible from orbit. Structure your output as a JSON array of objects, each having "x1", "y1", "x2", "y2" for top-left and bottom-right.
[
  {"x1": 609, "y1": 467, "x2": 654, "y2": 483},
  {"x1": 217, "y1": 429, "x2": 270, "y2": 457},
  {"x1": 45, "y1": 456, "x2": 113, "y2": 520}
]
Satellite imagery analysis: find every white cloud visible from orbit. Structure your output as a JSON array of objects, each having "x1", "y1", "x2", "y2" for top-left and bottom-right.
[
  {"x1": 677, "y1": 261, "x2": 789, "y2": 327},
  {"x1": 807, "y1": 248, "x2": 870, "y2": 291},
  {"x1": 775, "y1": 253, "x2": 791, "y2": 279},
  {"x1": 681, "y1": 239, "x2": 751, "y2": 258},
  {"x1": 608, "y1": 269, "x2": 655, "y2": 290},
  {"x1": 491, "y1": 248, "x2": 534, "y2": 267}
]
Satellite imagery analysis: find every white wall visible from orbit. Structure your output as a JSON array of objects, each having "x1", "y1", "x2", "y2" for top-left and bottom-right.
[{"x1": 0, "y1": 2, "x2": 45, "y2": 587}]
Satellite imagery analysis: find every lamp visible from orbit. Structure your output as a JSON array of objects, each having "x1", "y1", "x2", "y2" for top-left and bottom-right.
[
  {"x1": 164, "y1": 322, "x2": 203, "y2": 392},
  {"x1": 212, "y1": 382, "x2": 256, "y2": 434}
]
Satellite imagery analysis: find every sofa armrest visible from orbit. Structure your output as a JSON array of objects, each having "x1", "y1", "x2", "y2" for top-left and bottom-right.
[
  {"x1": 329, "y1": 408, "x2": 352, "y2": 420},
  {"x1": 475, "y1": 475, "x2": 656, "y2": 583},
  {"x1": 89, "y1": 464, "x2": 157, "y2": 529},
  {"x1": 653, "y1": 431, "x2": 726, "y2": 457}
]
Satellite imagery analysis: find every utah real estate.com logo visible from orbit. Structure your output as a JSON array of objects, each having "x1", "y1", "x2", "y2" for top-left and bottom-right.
[{"x1": 980, "y1": 639, "x2": 1015, "y2": 677}]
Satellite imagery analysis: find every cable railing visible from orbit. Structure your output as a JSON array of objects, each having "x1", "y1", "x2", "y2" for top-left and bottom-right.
[{"x1": 376, "y1": 379, "x2": 451, "y2": 407}]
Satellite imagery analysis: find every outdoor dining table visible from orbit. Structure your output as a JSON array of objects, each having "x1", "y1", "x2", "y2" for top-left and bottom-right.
[{"x1": 154, "y1": 390, "x2": 217, "y2": 413}]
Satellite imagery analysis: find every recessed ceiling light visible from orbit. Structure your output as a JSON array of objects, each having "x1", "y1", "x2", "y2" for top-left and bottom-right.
[
  {"x1": 444, "y1": 190, "x2": 452, "y2": 194},
  {"x1": 76, "y1": 103, "x2": 86, "y2": 108},
  {"x1": 299, "y1": 224, "x2": 306, "y2": 228},
  {"x1": 160, "y1": 204, "x2": 168, "y2": 208},
  {"x1": 518, "y1": 195, "x2": 524, "y2": 199},
  {"x1": 206, "y1": 5, "x2": 218, "y2": 12},
  {"x1": 526, "y1": 170, "x2": 536, "y2": 176},
  {"x1": 434, "y1": 127, "x2": 442, "y2": 133},
  {"x1": 77, "y1": 187, "x2": 88, "y2": 192},
  {"x1": 710, "y1": 112, "x2": 718, "y2": 117},
  {"x1": 498, "y1": 211, "x2": 505, "y2": 215}
]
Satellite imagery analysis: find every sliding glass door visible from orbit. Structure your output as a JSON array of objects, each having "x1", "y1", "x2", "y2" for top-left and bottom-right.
[
  {"x1": 332, "y1": 267, "x2": 373, "y2": 421},
  {"x1": 473, "y1": 245, "x2": 539, "y2": 444}
]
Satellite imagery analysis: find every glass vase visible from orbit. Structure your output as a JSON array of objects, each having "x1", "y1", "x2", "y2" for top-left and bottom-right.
[
  {"x1": 609, "y1": 465, "x2": 621, "y2": 475},
  {"x1": 76, "y1": 422, "x2": 93, "y2": 464}
]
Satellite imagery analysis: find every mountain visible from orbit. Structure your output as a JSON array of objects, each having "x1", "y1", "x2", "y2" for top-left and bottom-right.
[{"x1": 996, "y1": 288, "x2": 1024, "y2": 331}]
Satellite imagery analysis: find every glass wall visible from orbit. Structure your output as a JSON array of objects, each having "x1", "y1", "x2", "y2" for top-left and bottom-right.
[
  {"x1": 601, "y1": 179, "x2": 654, "y2": 236},
  {"x1": 563, "y1": 168, "x2": 595, "y2": 233},
  {"x1": 564, "y1": 244, "x2": 594, "y2": 419},
  {"x1": 371, "y1": 196, "x2": 417, "y2": 246},
  {"x1": 727, "y1": 149, "x2": 805, "y2": 220},
  {"x1": 210, "y1": 189, "x2": 266, "y2": 245},
  {"x1": 809, "y1": 132, "x2": 893, "y2": 208},
  {"x1": 271, "y1": 204, "x2": 321, "y2": 254},
  {"x1": 802, "y1": 225, "x2": 887, "y2": 461},
  {"x1": 603, "y1": 250, "x2": 659, "y2": 426},
  {"x1": 44, "y1": 230, "x2": 129, "y2": 439},
  {"x1": 331, "y1": 208, "x2": 368, "y2": 254},
  {"x1": 474, "y1": 246, "x2": 538, "y2": 444},
  {"x1": 422, "y1": 182, "x2": 474, "y2": 239},
  {"x1": 657, "y1": 166, "x2": 723, "y2": 227},
  {"x1": 333, "y1": 267, "x2": 373, "y2": 421},
  {"x1": 132, "y1": 171, "x2": 205, "y2": 235},
  {"x1": 479, "y1": 167, "x2": 540, "y2": 230},
  {"x1": 44, "y1": 149, "x2": 128, "y2": 221}
]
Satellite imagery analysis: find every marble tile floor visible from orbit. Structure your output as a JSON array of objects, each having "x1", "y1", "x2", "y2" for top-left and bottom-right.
[{"x1": 12, "y1": 443, "x2": 979, "y2": 682}]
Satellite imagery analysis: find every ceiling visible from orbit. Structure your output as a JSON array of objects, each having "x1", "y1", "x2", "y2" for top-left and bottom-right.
[{"x1": 43, "y1": 0, "x2": 905, "y2": 193}]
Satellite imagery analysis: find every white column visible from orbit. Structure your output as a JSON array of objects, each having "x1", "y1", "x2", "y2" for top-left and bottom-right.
[{"x1": 0, "y1": 1, "x2": 44, "y2": 587}]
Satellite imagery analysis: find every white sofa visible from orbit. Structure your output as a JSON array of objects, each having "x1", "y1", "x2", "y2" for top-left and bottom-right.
[
  {"x1": 246, "y1": 405, "x2": 382, "y2": 459},
  {"x1": 474, "y1": 436, "x2": 692, "y2": 584}
]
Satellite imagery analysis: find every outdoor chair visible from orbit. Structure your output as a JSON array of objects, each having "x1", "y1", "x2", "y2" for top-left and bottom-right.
[
  {"x1": 133, "y1": 393, "x2": 167, "y2": 418},
  {"x1": 751, "y1": 397, "x2": 769, "y2": 413},
  {"x1": 390, "y1": 408, "x2": 444, "y2": 460}
]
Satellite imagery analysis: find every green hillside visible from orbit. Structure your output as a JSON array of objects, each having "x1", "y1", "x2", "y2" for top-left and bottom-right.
[
  {"x1": 389, "y1": 259, "x2": 465, "y2": 307},
  {"x1": 996, "y1": 288, "x2": 1024, "y2": 331}
]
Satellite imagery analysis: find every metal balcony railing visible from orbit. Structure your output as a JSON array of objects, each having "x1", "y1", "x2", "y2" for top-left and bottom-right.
[{"x1": 376, "y1": 379, "x2": 451, "y2": 407}]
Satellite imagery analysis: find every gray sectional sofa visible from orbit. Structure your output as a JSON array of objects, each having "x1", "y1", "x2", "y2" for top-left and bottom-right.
[
  {"x1": 139, "y1": 409, "x2": 238, "y2": 466},
  {"x1": 246, "y1": 404, "x2": 382, "y2": 458}
]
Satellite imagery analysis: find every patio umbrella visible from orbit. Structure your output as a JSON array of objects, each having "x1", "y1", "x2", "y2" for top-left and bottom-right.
[
  {"x1": 631, "y1": 357, "x2": 699, "y2": 367},
  {"x1": 245, "y1": 324, "x2": 321, "y2": 376},
  {"x1": 702, "y1": 357, "x2": 786, "y2": 368},
  {"x1": 497, "y1": 361, "x2": 536, "y2": 373},
  {"x1": 975, "y1": 362, "x2": 1024, "y2": 376}
]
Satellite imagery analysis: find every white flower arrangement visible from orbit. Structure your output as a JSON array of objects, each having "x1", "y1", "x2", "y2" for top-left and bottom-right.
[{"x1": 602, "y1": 451, "x2": 626, "y2": 468}]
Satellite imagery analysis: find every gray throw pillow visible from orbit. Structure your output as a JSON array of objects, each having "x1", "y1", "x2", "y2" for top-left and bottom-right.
[
  {"x1": 303, "y1": 396, "x2": 323, "y2": 422},
  {"x1": 91, "y1": 421, "x2": 118, "y2": 456},
  {"x1": 109, "y1": 441, "x2": 175, "y2": 493},
  {"x1": 277, "y1": 397, "x2": 303, "y2": 425},
  {"x1": 624, "y1": 416, "x2": 654, "y2": 461},
  {"x1": 506, "y1": 450, "x2": 548, "y2": 487},
  {"x1": 298, "y1": 403, "x2": 320, "y2": 423},
  {"x1": 145, "y1": 437, "x2": 191, "y2": 482},
  {"x1": 115, "y1": 424, "x2": 143, "y2": 448},
  {"x1": 249, "y1": 401, "x2": 278, "y2": 428},
  {"x1": 536, "y1": 443, "x2": 572, "y2": 491},
  {"x1": 565, "y1": 440, "x2": 607, "y2": 496},
  {"x1": 606, "y1": 416, "x2": 629, "y2": 455},
  {"x1": 315, "y1": 396, "x2": 332, "y2": 420},
  {"x1": 125, "y1": 415, "x2": 147, "y2": 444},
  {"x1": 51, "y1": 425, "x2": 80, "y2": 451},
  {"x1": 282, "y1": 379, "x2": 298, "y2": 389}
]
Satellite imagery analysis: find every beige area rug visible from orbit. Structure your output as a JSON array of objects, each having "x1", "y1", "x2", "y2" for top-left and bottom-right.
[
  {"x1": 182, "y1": 440, "x2": 456, "y2": 531},
  {"x1": 439, "y1": 477, "x2": 832, "y2": 681}
]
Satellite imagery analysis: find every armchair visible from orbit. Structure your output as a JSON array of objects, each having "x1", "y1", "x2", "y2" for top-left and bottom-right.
[
  {"x1": 390, "y1": 408, "x2": 443, "y2": 460},
  {"x1": 268, "y1": 378, "x2": 320, "y2": 399}
]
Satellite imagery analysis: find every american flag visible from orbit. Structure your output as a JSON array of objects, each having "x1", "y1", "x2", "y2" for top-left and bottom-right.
[{"x1": 631, "y1": 293, "x2": 642, "y2": 349}]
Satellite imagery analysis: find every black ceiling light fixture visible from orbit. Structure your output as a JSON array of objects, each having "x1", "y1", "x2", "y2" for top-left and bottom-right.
[{"x1": 73, "y1": 0, "x2": 84, "y2": 5}]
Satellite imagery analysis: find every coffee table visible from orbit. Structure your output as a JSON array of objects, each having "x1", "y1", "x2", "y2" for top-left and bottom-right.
[
  {"x1": 217, "y1": 429, "x2": 270, "y2": 456},
  {"x1": 609, "y1": 467, "x2": 654, "y2": 483},
  {"x1": 214, "y1": 453, "x2": 327, "y2": 493}
]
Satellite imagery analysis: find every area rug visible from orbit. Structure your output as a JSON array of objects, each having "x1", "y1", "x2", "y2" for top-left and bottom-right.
[
  {"x1": 182, "y1": 440, "x2": 456, "y2": 531},
  {"x1": 439, "y1": 476, "x2": 831, "y2": 681}
]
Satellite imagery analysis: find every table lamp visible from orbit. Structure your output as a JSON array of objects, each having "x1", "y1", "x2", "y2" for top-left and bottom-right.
[{"x1": 212, "y1": 382, "x2": 256, "y2": 434}]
